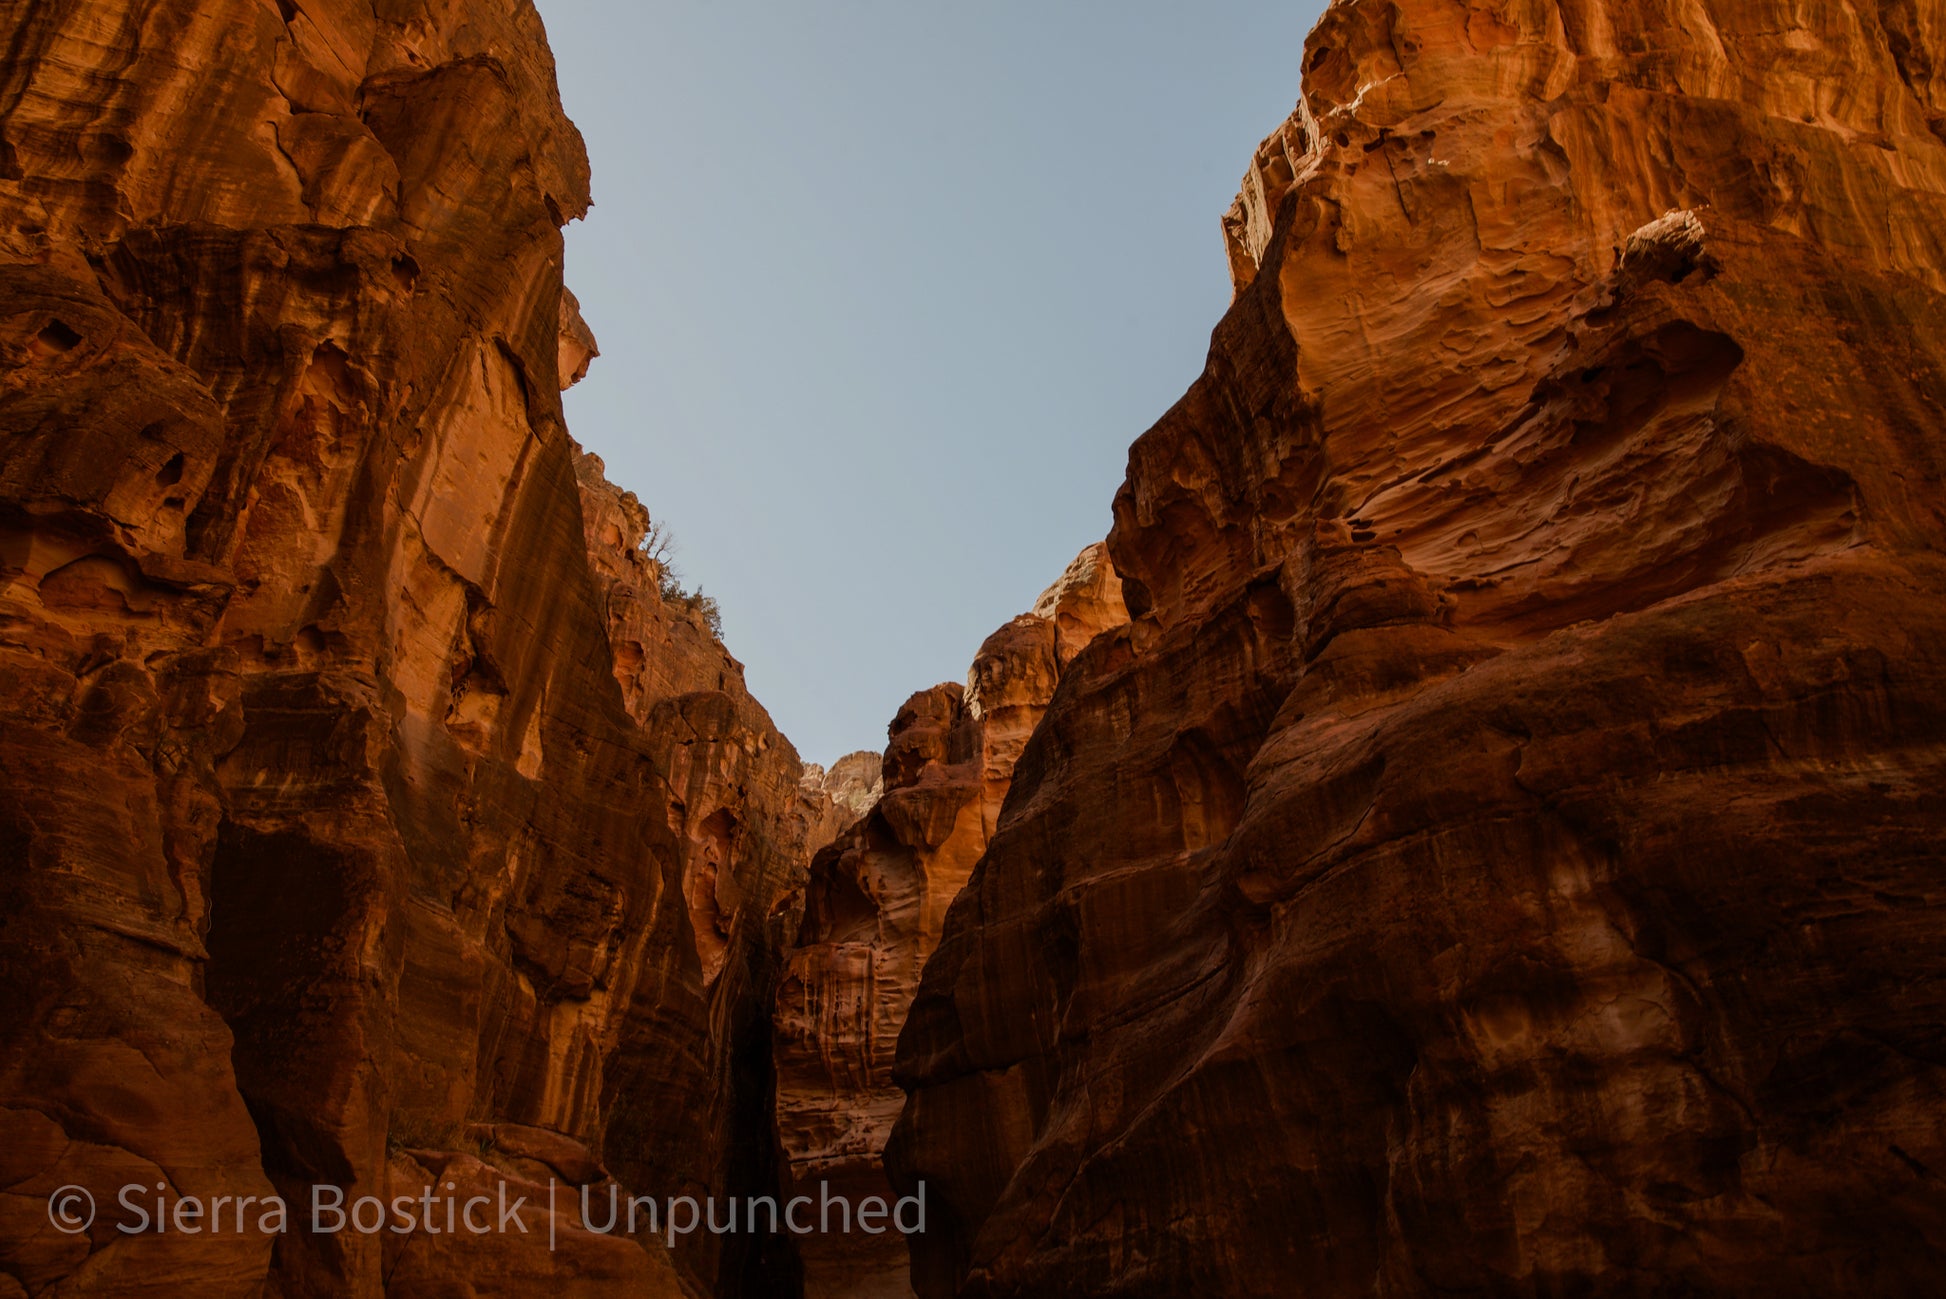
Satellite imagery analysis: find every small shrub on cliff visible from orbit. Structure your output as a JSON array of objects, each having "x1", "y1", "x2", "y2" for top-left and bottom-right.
[
  {"x1": 385, "y1": 1113, "x2": 462, "y2": 1155},
  {"x1": 644, "y1": 525, "x2": 726, "y2": 641},
  {"x1": 637, "y1": 515, "x2": 676, "y2": 569},
  {"x1": 679, "y1": 588, "x2": 724, "y2": 639}
]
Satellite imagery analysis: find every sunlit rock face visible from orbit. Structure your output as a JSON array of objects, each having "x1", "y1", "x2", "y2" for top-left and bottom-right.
[
  {"x1": 889, "y1": 1, "x2": 1946, "y2": 1295},
  {"x1": 803, "y1": 750, "x2": 888, "y2": 827},
  {"x1": 0, "y1": 4, "x2": 840, "y2": 1296},
  {"x1": 773, "y1": 547, "x2": 1126, "y2": 1299}
]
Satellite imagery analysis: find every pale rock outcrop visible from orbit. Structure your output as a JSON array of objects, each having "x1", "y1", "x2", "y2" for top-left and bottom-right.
[{"x1": 803, "y1": 750, "x2": 887, "y2": 824}]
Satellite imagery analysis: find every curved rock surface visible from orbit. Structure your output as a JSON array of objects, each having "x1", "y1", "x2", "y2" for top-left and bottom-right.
[
  {"x1": 0, "y1": 4, "x2": 841, "y2": 1296},
  {"x1": 891, "y1": 2, "x2": 1946, "y2": 1296},
  {"x1": 774, "y1": 547, "x2": 1126, "y2": 1299}
]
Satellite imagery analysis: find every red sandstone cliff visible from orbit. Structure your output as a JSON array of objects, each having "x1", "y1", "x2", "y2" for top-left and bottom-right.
[
  {"x1": 0, "y1": 4, "x2": 838, "y2": 1296},
  {"x1": 890, "y1": 1, "x2": 1946, "y2": 1296},
  {"x1": 772, "y1": 546, "x2": 1125, "y2": 1299},
  {"x1": 9, "y1": 1, "x2": 1946, "y2": 1297}
]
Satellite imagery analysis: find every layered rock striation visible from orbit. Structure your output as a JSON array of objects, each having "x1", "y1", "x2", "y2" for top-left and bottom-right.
[
  {"x1": 0, "y1": 4, "x2": 838, "y2": 1296},
  {"x1": 773, "y1": 546, "x2": 1125, "y2": 1299},
  {"x1": 891, "y1": 2, "x2": 1946, "y2": 1296}
]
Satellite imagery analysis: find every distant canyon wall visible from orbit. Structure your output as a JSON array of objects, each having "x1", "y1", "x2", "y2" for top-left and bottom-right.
[{"x1": 773, "y1": 545, "x2": 1125, "y2": 1299}]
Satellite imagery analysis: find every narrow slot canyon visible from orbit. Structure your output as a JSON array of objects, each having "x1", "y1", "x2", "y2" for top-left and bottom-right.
[{"x1": 3, "y1": 2, "x2": 1945, "y2": 1297}]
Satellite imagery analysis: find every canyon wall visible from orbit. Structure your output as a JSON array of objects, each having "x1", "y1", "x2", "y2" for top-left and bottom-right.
[
  {"x1": 0, "y1": 4, "x2": 837, "y2": 1296},
  {"x1": 9, "y1": 2, "x2": 1946, "y2": 1298},
  {"x1": 773, "y1": 545, "x2": 1125, "y2": 1299},
  {"x1": 890, "y1": 1, "x2": 1946, "y2": 1296}
]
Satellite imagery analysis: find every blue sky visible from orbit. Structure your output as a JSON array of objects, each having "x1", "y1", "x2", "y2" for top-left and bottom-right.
[{"x1": 539, "y1": 1, "x2": 1320, "y2": 763}]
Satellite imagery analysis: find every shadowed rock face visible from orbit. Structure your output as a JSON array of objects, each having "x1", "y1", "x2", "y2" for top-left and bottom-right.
[
  {"x1": 0, "y1": 4, "x2": 840, "y2": 1296},
  {"x1": 773, "y1": 547, "x2": 1126, "y2": 1299},
  {"x1": 889, "y1": 2, "x2": 1946, "y2": 1296}
]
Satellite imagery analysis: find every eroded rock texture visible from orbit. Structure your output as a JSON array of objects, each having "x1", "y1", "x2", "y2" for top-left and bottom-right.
[
  {"x1": 774, "y1": 547, "x2": 1125, "y2": 1299},
  {"x1": 0, "y1": 4, "x2": 834, "y2": 1296},
  {"x1": 891, "y1": 2, "x2": 1946, "y2": 1296},
  {"x1": 802, "y1": 750, "x2": 887, "y2": 827}
]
